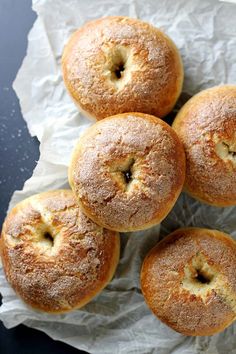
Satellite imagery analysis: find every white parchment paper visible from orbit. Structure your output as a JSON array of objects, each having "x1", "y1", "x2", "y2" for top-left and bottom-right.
[{"x1": 1, "y1": 0, "x2": 236, "y2": 353}]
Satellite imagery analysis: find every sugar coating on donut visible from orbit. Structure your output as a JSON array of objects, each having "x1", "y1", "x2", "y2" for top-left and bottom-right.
[
  {"x1": 69, "y1": 113, "x2": 185, "y2": 232},
  {"x1": 62, "y1": 16, "x2": 183, "y2": 120},
  {"x1": 141, "y1": 228, "x2": 236, "y2": 336},
  {"x1": 173, "y1": 85, "x2": 236, "y2": 206},
  {"x1": 0, "y1": 190, "x2": 120, "y2": 313}
]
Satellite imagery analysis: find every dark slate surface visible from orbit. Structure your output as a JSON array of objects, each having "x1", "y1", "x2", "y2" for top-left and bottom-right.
[
  {"x1": 0, "y1": 1, "x2": 87, "y2": 353},
  {"x1": 0, "y1": 0, "x2": 39, "y2": 227}
]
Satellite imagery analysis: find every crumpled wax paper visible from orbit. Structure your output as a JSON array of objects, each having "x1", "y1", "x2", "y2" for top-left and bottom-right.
[{"x1": 1, "y1": 0, "x2": 236, "y2": 353}]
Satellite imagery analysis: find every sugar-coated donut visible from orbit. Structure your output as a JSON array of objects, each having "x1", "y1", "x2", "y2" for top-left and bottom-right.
[
  {"x1": 68, "y1": 113, "x2": 185, "y2": 232},
  {"x1": 0, "y1": 190, "x2": 120, "y2": 313},
  {"x1": 62, "y1": 16, "x2": 183, "y2": 120},
  {"x1": 173, "y1": 85, "x2": 236, "y2": 206},
  {"x1": 141, "y1": 227, "x2": 236, "y2": 336}
]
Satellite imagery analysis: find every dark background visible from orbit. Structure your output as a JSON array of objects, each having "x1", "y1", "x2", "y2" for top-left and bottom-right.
[{"x1": 0, "y1": 0, "x2": 86, "y2": 353}]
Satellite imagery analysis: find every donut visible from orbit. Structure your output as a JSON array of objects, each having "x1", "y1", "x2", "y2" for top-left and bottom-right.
[
  {"x1": 68, "y1": 113, "x2": 185, "y2": 232},
  {"x1": 141, "y1": 227, "x2": 236, "y2": 336},
  {"x1": 172, "y1": 85, "x2": 236, "y2": 206},
  {"x1": 0, "y1": 190, "x2": 120, "y2": 313},
  {"x1": 62, "y1": 16, "x2": 183, "y2": 120}
]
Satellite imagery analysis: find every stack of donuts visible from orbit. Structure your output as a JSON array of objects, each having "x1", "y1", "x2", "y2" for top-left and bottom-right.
[{"x1": 1, "y1": 16, "x2": 236, "y2": 337}]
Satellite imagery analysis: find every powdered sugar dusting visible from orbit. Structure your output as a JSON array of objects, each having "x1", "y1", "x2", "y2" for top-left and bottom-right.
[
  {"x1": 173, "y1": 86, "x2": 236, "y2": 206},
  {"x1": 62, "y1": 16, "x2": 183, "y2": 119},
  {"x1": 70, "y1": 114, "x2": 185, "y2": 231},
  {"x1": 1, "y1": 190, "x2": 119, "y2": 313}
]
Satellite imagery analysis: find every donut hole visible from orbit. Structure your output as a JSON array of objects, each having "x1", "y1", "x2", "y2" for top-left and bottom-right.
[
  {"x1": 109, "y1": 157, "x2": 136, "y2": 191},
  {"x1": 124, "y1": 170, "x2": 132, "y2": 183},
  {"x1": 123, "y1": 159, "x2": 134, "y2": 184},
  {"x1": 215, "y1": 140, "x2": 236, "y2": 162},
  {"x1": 37, "y1": 227, "x2": 56, "y2": 251},
  {"x1": 111, "y1": 55, "x2": 126, "y2": 81},
  {"x1": 114, "y1": 62, "x2": 125, "y2": 79},
  {"x1": 43, "y1": 231, "x2": 54, "y2": 247},
  {"x1": 103, "y1": 45, "x2": 136, "y2": 90},
  {"x1": 182, "y1": 253, "x2": 218, "y2": 296},
  {"x1": 194, "y1": 268, "x2": 213, "y2": 285},
  {"x1": 102, "y1": 45, "x2": 139, "y2": 90}
]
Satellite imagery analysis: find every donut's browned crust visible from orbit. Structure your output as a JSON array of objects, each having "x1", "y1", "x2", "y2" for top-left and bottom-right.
[
  {"x1": 62, "y1": 16, "x2": 183, "y2": 120},
  {"x1": 173, "y1": 85, "x2": 236, "y2": 206},
  {"x1": 0, "y1": 190, "x2": 120, "y2": 313},
  {"x1": 69, "y1": 113, "x2": 185, "y2": 232},
  {"x1": 141, "y1": 228, "x2": 236, "y2": 336}
]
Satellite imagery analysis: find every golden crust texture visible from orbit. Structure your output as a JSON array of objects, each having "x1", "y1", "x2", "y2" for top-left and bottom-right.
[
  {"x1": 173, "y1": 85, "x2": 236, "y2": 206},
  {"x1": 0, "y1": 190, "x2": 120, "y2": 313},
  {"x1": 62, "y1": 16, "x2": 183, "y2": 120},
  {"x1": 141, "y1": 227, "x2": 236, "y2": 336},
  {"x1": 69, "y1": 113, "x2": 186, "y2": 232}
]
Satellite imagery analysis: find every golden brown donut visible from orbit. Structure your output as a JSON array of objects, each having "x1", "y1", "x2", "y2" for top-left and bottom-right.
[
  {"x1": 141, "y1": 227, "x2": 236, "y2": 336},
  {"x1": 68, "y1": 113, "x2": 185, "y2": 232},
  {"x1": 172, "y1": 85, "x2": 236, "y2": 206},
  {"x1": 0, "y1": 190, "x2": 120, "y2": 313},
  {"x1": 62, "y1": 16, "x2": 183, "y2": 120}
]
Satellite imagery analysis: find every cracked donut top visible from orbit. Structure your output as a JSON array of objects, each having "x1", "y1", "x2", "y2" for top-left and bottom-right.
[
  {"x1": 0, "y1": 190, "x2": 120, "y2": 313},
  {"x1": 62, "y1": 16, "x2": 183, "y2": 120},
  {"x1": 173, "y1": 85, "x2": 236, "y2": 206},
  {"x1": 141, "y1": 227, "x2": 236, "y2": 336},
  {"x1": 69, "y1": 113, "x2": 185, "y2": 232}
]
